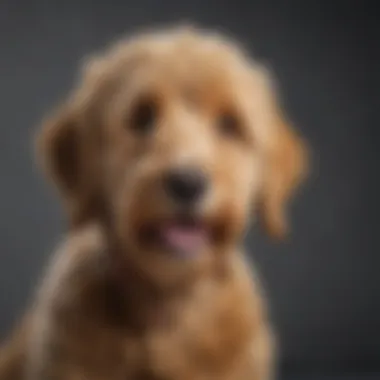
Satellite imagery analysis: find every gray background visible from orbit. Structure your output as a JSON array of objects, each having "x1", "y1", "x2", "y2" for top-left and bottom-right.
[{"x1": 1, "y1": 0, "x2": 379, "y2": 377}]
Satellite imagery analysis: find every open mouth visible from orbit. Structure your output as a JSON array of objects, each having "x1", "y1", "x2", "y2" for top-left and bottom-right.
[{"x1": 138, "y1": 215, "x2": 209, "y2": 258}]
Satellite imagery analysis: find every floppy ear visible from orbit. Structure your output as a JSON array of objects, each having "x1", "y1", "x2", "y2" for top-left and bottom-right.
[
  {"x1": 37, "y1": 102, "x2": 80, "y2": 197},
  {"x1": 258, "y1": 76, "x2": 308, "y2": 239},
  {"x1": 36, "y1": 99, "x2": 99, "y2": 227},
  {"x1": 35, "y1": 53, "x2": 114, "y2": 227}
]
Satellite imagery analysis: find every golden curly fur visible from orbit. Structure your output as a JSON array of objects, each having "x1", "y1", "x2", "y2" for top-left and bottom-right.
[{"x1": 0, "y1": 26, "x2": 307, "y2": 380}]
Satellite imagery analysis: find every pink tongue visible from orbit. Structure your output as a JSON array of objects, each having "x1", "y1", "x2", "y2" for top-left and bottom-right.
[{"x1": 162, "y1": 224, "x2": 206, "y2": 253}]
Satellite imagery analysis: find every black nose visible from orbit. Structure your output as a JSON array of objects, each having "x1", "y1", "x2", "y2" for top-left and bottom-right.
[{"x1": 164, "y1": 167, "x2": 208, "y2": 205}]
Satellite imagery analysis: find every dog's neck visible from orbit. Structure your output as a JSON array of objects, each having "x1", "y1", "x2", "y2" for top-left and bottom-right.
[
  {"x1": 103, "y1": 238, "x2": 200, "y2": 332},
  {"x1": 112, "y1": 261, "x2": 186, "y2": 330}
]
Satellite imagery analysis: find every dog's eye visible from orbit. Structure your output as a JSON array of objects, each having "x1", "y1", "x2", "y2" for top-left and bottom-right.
[
  {"x1": 217, "y1": 111, "x2": 242, "y2": 139},
  {"x1": 130, "y1": 97, "x2": 158, "y2": 134}
]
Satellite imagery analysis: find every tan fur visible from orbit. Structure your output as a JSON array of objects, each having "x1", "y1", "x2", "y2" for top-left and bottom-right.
[
  {"x1": 0, "y1": 26, "x2": 307, "y2": 380},
  {"x1": 0, "y1": 316, "x2": 30, "y2": 380}
]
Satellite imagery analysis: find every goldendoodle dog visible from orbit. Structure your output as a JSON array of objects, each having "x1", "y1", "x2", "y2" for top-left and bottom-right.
[{"x1": 0, "y1": 26, "x2": 307, "y2": 380}]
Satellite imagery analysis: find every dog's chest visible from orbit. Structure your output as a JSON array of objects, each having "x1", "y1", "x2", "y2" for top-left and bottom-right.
[{"x1": 123, "y1": 298, "x2": 252, "y2": 380}]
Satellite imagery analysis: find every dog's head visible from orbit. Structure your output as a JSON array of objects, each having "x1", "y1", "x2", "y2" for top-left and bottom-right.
[{"x1": 37, "y1": 27, "x2": 307, "y2": 285}]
